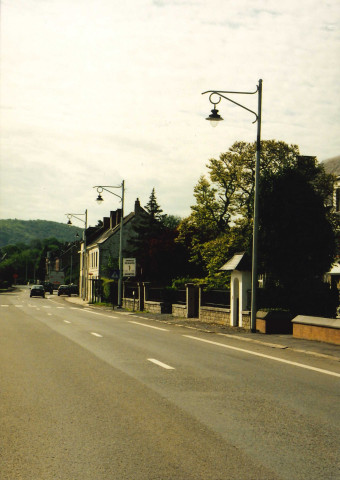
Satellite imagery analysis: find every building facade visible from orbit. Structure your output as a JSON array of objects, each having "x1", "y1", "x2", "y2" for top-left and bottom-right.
[{"x1": 79, "y1": 199, "x2": 147, "y2": 301}]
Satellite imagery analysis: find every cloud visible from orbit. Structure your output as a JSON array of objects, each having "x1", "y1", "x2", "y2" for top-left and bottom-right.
[{"x1": 1, "y1": 0, "x2": 339, "y2": 226}]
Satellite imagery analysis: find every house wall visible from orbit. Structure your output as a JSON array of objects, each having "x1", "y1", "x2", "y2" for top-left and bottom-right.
[
  {"x1": 81, "y1": 199, "x2": 148, "y2": 301},
  {"x1": 98, "y1": 216, "x2": 144, "y2": 277}
]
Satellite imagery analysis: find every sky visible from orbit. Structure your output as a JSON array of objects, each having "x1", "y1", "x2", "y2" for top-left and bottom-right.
[{"x1": 0, "y1": 0, "x2": 339, "y2": 228}]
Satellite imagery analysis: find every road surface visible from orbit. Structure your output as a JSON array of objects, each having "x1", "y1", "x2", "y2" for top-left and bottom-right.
[{"x1": 1, "y1": 287, "x2": 339, "y2": 479}]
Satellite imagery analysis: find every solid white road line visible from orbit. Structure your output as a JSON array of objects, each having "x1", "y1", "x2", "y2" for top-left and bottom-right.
[
  {"x1": 90, "y1": 332, "x2": 103, "y2": 337},
  {"x1": 64, "y1": 320, "x2": 71, "y2": 324},
  {"x1": 82, "y1": 309, "x2": 118, "y2": 319},
  {"x1": 184, "y1": 335, "x2": 340, "y2": 378},
  {"x1": 129, "y1": 321, "x2": 168, "y2": 332},
  {"x1": 147, "y1": 358, "x2": 175, "y2": 370}
]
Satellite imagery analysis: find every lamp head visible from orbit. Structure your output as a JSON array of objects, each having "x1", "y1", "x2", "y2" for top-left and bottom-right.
[
  {"x1": 96, "y1": 193, "x2": 104, "y2": 204},
  {"x1": 206, "y1": 107, "x2": 223, "y2": 127},
  {"x1": 67, "y1": 219, "x2": 72, "y2": 225}
]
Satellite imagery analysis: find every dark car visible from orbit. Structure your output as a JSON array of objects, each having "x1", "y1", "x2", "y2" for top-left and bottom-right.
[
  {"x1": 43, "y1": 282, "x2": 53, "y2": 294},
  {"x1": 68, "y1": 284, "x2": 79, "y2": 295},
  {"x1": 30, "y1": 285, "x2": 45, "y2": 298},
  {"x1": 58, "y1": 285, "x2": 71, "y2": 296}
]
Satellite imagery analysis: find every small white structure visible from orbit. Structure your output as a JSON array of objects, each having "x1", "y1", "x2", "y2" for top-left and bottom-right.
[{"x1": 220, "y1": 252, "x2": 251, "y2": 327}]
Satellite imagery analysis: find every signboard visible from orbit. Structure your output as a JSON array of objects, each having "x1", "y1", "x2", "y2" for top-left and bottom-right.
[
  {"x1": 123, "y1": 258, "x2": 136, "y2": 277},
  {"x1": 111, "y1": 270, "x2": 120, "y2": 280},
  {"x1": 48, "y1": 270, "x2": 65, "y2": 284}
]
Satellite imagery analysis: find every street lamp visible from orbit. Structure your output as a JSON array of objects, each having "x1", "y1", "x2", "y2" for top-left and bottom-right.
[
  {"x1": 65, "y1": 210, "x2": 88, "y2": 300},
  {"x1": 93, "y1": 181, "x2": 125, "y2": 308},
  {"x1": 202, "y1": 79, "x2": 263, "y2": 332}
]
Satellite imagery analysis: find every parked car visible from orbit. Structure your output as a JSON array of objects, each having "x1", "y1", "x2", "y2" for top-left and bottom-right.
[
  {"x1": 30, "y1": 285, "x2": 45, "y2": 298},
  {"x1": 43, "y1": 282, "x2": 53, "y2": 294},
  {"x1": 58, "y1": 285, "x2": 71, "y2": 296},
  {"x1": 68, "y1": 284, "x2": 79, "y2": 295}
]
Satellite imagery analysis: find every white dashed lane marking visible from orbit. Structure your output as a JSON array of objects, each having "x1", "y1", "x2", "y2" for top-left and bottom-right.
[
  {"x1": 147, "y1": 359, "x2": 175, "y2": 370},
  {"x1": 129, "y1": 321, "x2": 168, "y2": 332}
]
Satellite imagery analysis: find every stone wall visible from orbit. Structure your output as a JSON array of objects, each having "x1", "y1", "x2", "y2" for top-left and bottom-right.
[
  {"x1": 199, "y1": 306, "x2": 231, "y2": 325},
  {"x1": 241, "y1": 312, "x2": 251, "y2": 330},
  {"x1": 144, "y1": 301, "x2": 171, "y2": 314},
  {"x1": 123, "y1": 298, "x2": 140, "y2": 311},
  {"x1": 172, "y1": 304, "x2": 187, "y2": 318}
]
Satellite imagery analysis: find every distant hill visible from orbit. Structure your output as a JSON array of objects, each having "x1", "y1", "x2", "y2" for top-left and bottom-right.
[{"x1": 0, "y1": 219, "x2": 83, "y2": 248}]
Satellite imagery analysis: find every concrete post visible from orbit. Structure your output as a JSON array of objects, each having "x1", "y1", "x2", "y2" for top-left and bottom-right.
[{"x1": 186, "y1": 283, "x2": 198, "y2": 318}]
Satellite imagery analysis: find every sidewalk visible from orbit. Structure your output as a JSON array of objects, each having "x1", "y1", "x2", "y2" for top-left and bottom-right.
[{"x1": 64, "y1": 296, "x2": 340, "y2": 361}]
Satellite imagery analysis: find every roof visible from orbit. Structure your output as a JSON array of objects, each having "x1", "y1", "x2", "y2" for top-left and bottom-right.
[
  {"x1": 86, "y1": 211, "x2": 136, "y2": 249},
  {"x1": 328, "y1": 261, "x2": 340, "y2": 276},
  {"x1": 219, "y1": 252, "x2": 251, "y2": 271},
  {"x1": 323, "y1": 156, "x2": 340, "y2": 176}
]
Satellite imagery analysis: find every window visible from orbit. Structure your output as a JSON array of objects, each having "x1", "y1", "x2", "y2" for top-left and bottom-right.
[{"x1": 336, "y1": 188, "x2": 340, "y2": 212}]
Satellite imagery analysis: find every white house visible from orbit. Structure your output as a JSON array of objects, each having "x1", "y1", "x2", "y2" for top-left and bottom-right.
[{"x1": 79, "y1": 199, "x2": 147, "y2": 301}]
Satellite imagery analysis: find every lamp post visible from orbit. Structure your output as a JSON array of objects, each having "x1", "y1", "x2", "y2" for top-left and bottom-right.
[
  {"x1": 202, "y1": 79, "x2": 262, "y2": 332},
  {"x1": 66, "y1": 210, "x2": 88, "y2": 300},
  {"x1": 93, "y1": 181, "x2": 125, "y2": 308},
  {"x1": 69, "y1": 232, "x2": 80, "y2": 284}
]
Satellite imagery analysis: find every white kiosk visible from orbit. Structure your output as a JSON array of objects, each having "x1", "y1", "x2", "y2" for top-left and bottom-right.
[{"x1": 220, "y1": 252, "x2": 251, "y2": 327}]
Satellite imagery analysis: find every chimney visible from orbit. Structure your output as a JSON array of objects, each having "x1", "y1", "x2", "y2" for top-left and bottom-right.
[
  {"x1": 103, "y1": 217, "x2": 110, "y2": 230},
  {"x1": 116, "y1": 209, "x2": 122, "y2": 225},
  {"x1": 134, "y1": 198, "x2": 142, "y2": 213},
  {"x1": 110, "y1": 210, "x2": 117, "y2": 229}
]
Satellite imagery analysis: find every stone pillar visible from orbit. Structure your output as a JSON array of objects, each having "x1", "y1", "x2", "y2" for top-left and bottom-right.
[
  {"x1": 143, "y1": 282, "x2": 150, "y2": 301},
  {"x1": 198, "y1": 284, "x2": 207, "y2": 319},
  {"x1": 186, "y1": 283, "x2": 198, "y2": 318},
  {"x1": 138, "y1": 282, "x2": 144, "y2": 311}
]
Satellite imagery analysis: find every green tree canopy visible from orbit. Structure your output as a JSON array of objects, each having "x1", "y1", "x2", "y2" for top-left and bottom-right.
[
  {"x1": 130, "y1": 189, "x2": 192, "y2": 283},
  {"x1": 258, "y1": 166, "x2": 337, "y2": 315},
  {"x1": 177, "y1": 140, "x2": 336, "y2": 298}
]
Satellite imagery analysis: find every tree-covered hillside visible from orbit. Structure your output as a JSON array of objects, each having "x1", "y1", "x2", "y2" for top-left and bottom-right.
[{"x1": 0, "y1": 219, "x2": 83, "y2": 247}]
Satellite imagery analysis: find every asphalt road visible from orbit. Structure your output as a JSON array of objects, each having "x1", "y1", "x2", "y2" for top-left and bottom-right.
[{"x1": 1, "y1": 287, "x2": 339, "y2": 479}]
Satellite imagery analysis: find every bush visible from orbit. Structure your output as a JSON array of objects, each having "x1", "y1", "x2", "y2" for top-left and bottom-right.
[
  {"x1": 258, "y1": 280, "x2": 338, "y2": 318},
  {"x1": 101, "y1": 278, "x2": 114, "y2": 302}
]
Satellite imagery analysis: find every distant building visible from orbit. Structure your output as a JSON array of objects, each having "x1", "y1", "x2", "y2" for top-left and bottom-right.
[
  {"x1": 323, "y1": 156, "x2": 340, "y2": 297},
  {"x1": 79, "y1": 199, "x2": 148, "y2": 301},
  {"x1": 323, "y1": 155, "x2": 340, "y2": 216}
]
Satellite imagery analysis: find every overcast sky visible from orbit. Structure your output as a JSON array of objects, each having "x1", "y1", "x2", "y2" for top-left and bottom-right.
[{"x1": 1, "y1": 0, "x2": 339, "y2": 227}]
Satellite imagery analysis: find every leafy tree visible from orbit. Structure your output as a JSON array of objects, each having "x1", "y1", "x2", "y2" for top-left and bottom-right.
[
  {"x1": 130, "y1": 189, "x2": 192, "y2": 283},
  {"x1": 144, "y1": 188, "x2": 163, "y2": 219},
  {"x1": 162, "y1": 214, "x2": 181, "y2": 230},
  {"x1": 177, "y1": 141, "x2": 336, "y2": 299},
  {"x1": 0, "y1": 237, "x2": 68, "y2": 285},
  {"x1": 258, "y1": 166, "x2": 337, "y2": 315}
]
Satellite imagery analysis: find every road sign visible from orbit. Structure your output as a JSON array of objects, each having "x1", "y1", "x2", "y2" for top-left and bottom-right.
[
  {"x1": 111, "y1": 270, "x2": 120, "y2": 280},
  {"x1": 123, "y1": 258, "x2": 136, "y2": 277}
]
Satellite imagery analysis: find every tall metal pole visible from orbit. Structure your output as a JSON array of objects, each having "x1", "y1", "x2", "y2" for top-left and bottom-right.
[
  {"x1": 250, "y1": 79, "x2": 262, "y2": 332},
  {"x1": 202, "y1": 79, "x2": 263, "y2": 332},
  {"x1": 83, "y1": 209, "x2": 88, "y2": 301},
  {"x1": 117, "y1": 181, "x2": 124, "y2": 308}
]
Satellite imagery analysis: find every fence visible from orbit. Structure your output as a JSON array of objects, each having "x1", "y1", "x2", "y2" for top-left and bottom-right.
[
  {"x1": 200, "y1": 289, "x2": 230, "y2": 308},
  {"x1": 120, "y1": 282, "x2": 235, "y2": 325}
]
